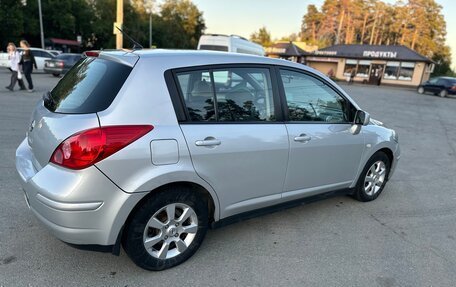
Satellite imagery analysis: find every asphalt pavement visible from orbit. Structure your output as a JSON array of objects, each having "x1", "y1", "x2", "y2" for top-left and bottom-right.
[{"x1": 1, "y1": 69, "x2": 456, "y2": 286}]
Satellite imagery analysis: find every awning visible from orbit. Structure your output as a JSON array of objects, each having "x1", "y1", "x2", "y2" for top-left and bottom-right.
[
  {"x1": 49, "y1": 38, "x2": 81, "y2": 46},
  {"x1": 266, "y1": 42, "x2": 309, "y2": 57},
  {"x1": 313, "y1": 44, "x2": 432, "y2": 63}
]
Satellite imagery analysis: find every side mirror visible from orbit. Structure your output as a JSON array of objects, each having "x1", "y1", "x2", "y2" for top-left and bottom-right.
[{"x1": 354, "y1": 110, "x2": 370, "y2": 126}]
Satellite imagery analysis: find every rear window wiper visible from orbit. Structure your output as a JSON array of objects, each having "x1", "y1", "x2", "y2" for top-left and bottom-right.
[{"x1": 43, "y1": 91, "x2": 56, "y2": 111}]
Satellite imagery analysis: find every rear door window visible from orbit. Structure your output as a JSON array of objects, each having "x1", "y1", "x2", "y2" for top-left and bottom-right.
[
  {"x1": 46, "y1": 57, "x2": 132, "y2": 114},
  {"x1": 175, "y1": 67, "x2": 276, "y2": 122}
]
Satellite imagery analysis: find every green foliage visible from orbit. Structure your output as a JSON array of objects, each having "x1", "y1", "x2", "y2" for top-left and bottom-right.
[
  {"x1": 250, "y1": 26, "x2": 272, "y2": 47},
  {"x1": 0, "y1": 0, "x2": 25, "y2": 51},
  {"x1": 432, "y1": 48, "x2": 456, "y2": 77},
  {"x1": 299, "y1": 0, "x2": 454, "y2": 74},
  {"x1": 1, "y1": 0, "x2": 205, "y2": 51}
]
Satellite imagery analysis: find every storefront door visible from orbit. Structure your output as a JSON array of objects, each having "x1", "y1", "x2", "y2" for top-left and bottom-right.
[{"x1": 368, "y1": 64, "x2": 385, "y2": 85}]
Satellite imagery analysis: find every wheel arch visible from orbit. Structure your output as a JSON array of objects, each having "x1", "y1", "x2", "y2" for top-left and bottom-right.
[
  {"x1": 351, "y1": 145, "x2": 395, "y2": 189},
  {"x1": 116, "y1": 181, "x2": 219, "y2": 254}
]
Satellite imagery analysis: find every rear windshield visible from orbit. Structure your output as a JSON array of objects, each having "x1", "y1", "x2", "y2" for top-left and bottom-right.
[
  {"x1": 46, "y1": 57, "x2": 132, "y2": 114},
  {"x1": 199, "y1": 45, "x2": 229, "y2": 52}
]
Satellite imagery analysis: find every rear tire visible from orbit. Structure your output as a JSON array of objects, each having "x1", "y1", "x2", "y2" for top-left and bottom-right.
[
  {"x1": 123, "y1": 187, "x2": 208, "y2": 271},
  {"x1": 353, "y1": 151, "x2": 391, "y2": 202},
  {"x1": 417, "y1": 87, "x2": 424, "y2": 94},
  {"x1": 439, "y1": 89, "x2": 448, "y2": 98}
]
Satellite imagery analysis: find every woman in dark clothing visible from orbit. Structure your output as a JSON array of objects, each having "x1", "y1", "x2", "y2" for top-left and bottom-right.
[{"x1": 19, "y1": 40, "x2": 37, "y2": 92}]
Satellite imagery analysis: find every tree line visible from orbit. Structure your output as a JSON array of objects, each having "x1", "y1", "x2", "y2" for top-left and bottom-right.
[
  {"x1": 300, "y1": 0, "x2": 452, "y2": 75},
  {"x1": 250, "y1": 0, "x2": 453, "y2": 76},
  {"x1": 0, "y1": 0, "x2": 205, "y2": 51}
]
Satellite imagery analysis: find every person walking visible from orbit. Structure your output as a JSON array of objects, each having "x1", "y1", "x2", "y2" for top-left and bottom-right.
[
  {"x1": 349, "y1": 68, "x2": 356, "y2": 84},
  {"x1": 19, "y1": 40, "x2": 37, "y2": 92},
  {"x1": 376, "y1": 67, "x2": 383, "y2": 86},
  {"x1": 5, "y1": 42, "x2": 26, "y2": 91}
]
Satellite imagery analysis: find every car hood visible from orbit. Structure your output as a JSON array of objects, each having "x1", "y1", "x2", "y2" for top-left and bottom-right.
[{"x1": 369, "y1": 118, "x2": 385, "y2": 126}]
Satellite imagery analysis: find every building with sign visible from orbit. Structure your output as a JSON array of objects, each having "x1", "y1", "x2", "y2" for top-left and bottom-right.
[{"x1": 306, "y1": 44, "x2": 434, "y2": 87}]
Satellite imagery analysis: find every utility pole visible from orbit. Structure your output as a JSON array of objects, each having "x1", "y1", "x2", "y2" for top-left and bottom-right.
[
  {"x1": 116, "y1": 0, "x2": 123, "y2": 49},
  {"x1": 146, "y1": 1, "x2": 154, "y2": 48},
  {"x1": 149, "y1": 12, "x2": 152, "y2": 48},
  {"x1": 37, "y1": 0, "x2": 45, "y2": 49}
]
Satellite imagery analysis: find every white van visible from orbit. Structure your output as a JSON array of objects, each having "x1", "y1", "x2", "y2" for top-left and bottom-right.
[{"x1": 197, "y1": 34, "x2": 265, "y2": 56}]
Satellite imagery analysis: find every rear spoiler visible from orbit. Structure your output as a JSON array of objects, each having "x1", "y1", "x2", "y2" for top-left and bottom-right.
[{"x1": 83, "y1": 50, "x2": 139, "y2": 67}]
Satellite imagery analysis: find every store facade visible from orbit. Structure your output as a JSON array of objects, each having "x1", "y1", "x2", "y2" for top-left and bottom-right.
[{"x1": 306, "y1": 45, "x2": 434, "y2": 87}]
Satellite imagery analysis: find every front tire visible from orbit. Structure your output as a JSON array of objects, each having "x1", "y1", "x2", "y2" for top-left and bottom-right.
[
  {"x1": 353, "y1": 151, "x2": 391, "y2": 202},
  {"x1": 439, "y1": 89, "x2": 448, "y2": 98},
  {"x1": 123, "y1": 187, "x2": 208, "y2": 271}
]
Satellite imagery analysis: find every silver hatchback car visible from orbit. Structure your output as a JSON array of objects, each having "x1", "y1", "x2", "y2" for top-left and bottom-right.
[{"x1": 16, "y1": 50, "x2": 400, "y2": 270}]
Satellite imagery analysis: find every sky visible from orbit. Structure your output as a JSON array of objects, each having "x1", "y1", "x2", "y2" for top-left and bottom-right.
[{"x1": 192, "y1": 0, "x2": 456, "y2": 68}]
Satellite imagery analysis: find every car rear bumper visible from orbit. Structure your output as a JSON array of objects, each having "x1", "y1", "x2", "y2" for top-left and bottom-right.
[
  {"x1": 15, "y1": 139, "x2": 147, "y2": 245},
  {"x1": 43, "y1": 67, "x2": 64, "y2": 74}
]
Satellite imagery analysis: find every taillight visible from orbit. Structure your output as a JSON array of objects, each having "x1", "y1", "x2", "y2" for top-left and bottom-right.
[
  {"x1": 84, "y1": 51, "x2": 99, "y2": 57},
  {"x1": 50, "y1": 125, "x2": 153, "y2": 170},
  {"x1": 58, "y1": 61, "x2": 64, "y2": 67},
  {"x1": 451, "y1": 85, "x2": 456, "y2": 91}
]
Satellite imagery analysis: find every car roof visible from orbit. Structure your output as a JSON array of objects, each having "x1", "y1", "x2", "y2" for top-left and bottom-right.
[{"x1": 102, "y1": 49, "x2": 309, "y2": 71}]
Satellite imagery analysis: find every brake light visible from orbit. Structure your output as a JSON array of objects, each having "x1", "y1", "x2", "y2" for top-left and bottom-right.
[
  {"x1": 50, "y1": 125, "x2": 153, "y2": 170},
  {"x1": 58, "y1": 61, "x2": 64, "y2": 67},
  {"x1": 84, "y1": 51, "x2": 99, "y2": 57},
  {"x1": 451, "y1": 85, "x2": 456, "y2": 91}
]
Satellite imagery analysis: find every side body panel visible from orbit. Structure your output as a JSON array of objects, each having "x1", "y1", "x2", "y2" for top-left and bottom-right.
[
  {"x1": 283, "y1": 123, "x2": 366, "y2": 199},
  {"x1": 180, "y1": 124, "x2": 289, "y2": 218}
]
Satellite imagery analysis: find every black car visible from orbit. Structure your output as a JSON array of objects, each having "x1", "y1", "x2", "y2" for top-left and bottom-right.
[
  {"x1": 418, "y1": 77, "x2": 456, "y2": 97},
  {"x1": 43, "y1": 53, "x2": 82, "y2": 77}
]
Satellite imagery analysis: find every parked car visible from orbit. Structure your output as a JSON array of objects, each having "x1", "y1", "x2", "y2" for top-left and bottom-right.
[
  {"x1": 16, "y1": 50, "x2": 400, "y2": 271},
  {"x1": 0, "y1": 52, "x2": 9, "y2": 68},
  {"x1": 0, "y1": 47, "x2": 55, "y2": 71},
  {"x1": 16, "y1": 48, "x2": 55, "y2": 71},
  {"x1": 48, "y1": 50, "x2": 63, "y2": 56},
  {"x1": 418, "y1": 76, "x2": 456, "y2": 97},
  {"x1": 44, "y1": 53, "x2": 82, "y2": 77}
]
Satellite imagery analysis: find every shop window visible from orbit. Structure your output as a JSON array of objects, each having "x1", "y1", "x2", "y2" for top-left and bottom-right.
[
  {"x1": 398, "y1": 62, "x2": 415, "y2": 81},
  {"x1": 356, "y1": 60, "x2": 370, "y2": 78},
  {"x1": 343, "y1": 59, "x2": 357, "y2": 77},
  {"x1": 384, "y1": 62, "x2": 400, "y2": 80}
]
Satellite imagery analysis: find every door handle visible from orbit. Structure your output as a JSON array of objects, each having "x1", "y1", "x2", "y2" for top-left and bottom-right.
[
  {"x1": 294, "y1": 134, "x2": 311, "y2": 143},
  {"x1": 195, "y1": 137, "x2": 221, "y2": 147}
]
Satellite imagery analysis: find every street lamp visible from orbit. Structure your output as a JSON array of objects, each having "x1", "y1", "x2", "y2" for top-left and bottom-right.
[
  {"x1": 147, "y1": 9, "x2": 152, "y2": 48},
  {"x1": 145, "y1": 0, "x2": 154, "y2": 48},
  {"x1": 37, "y1": 0, "x2": 45, "y2": 49}
]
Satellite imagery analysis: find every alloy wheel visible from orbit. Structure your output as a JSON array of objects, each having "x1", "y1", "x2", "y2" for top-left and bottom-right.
[
  {"x1": 363, "y1": 160, "x2": 386, "y2": 196},
  {"x1": 143, "y1": 203, "x2": 198, "y2": 259}
]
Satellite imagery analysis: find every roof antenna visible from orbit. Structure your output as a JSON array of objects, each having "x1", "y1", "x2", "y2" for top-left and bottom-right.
[{"x1": 115, "y1": 26, "x2": 143, "y2": 50}]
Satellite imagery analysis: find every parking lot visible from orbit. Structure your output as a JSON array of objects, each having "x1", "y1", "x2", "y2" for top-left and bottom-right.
[{"x1": 1, "y1": 69, "x2": 456, "y2": 286}]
